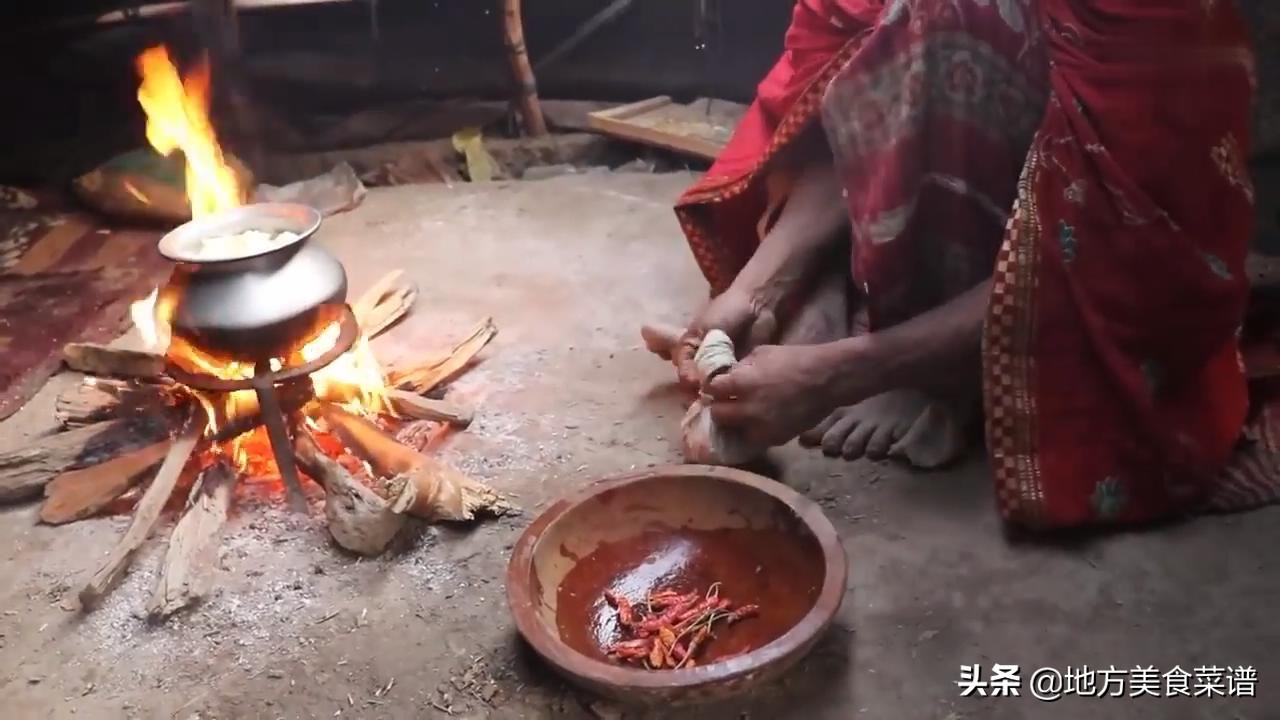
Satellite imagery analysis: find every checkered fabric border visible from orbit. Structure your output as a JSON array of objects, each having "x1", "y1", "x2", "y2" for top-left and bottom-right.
[
  {"x1": 982, "y1": 147, "x2": 1045, "y2": 526},
  {"x1": 676, "y1": 34, "x2": 868, "y2": 295}
]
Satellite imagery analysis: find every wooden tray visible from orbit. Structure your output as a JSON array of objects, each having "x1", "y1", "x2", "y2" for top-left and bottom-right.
[{"x1": 588, "y1": 96, "x2": 746, "y2": 160}]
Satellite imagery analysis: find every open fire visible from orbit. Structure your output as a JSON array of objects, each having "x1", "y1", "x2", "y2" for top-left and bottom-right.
[
  {"x1": 0, "y1": 44, "x2": 509, "y2": 619},
  {"x1": 128, "y1": 45, "x2": 392, "y2": 477}
]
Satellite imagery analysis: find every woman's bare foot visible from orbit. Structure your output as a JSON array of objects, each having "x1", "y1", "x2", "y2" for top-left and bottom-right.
[
  {"x1": 799, "y1": 389, "x2": 975, "y2": 468},
  {"x1": 707, "y1": 280, "x2": 991, "y2": 458},
  {"x1": 794, "y1": 298, "x2": 977, "y2": 468}
]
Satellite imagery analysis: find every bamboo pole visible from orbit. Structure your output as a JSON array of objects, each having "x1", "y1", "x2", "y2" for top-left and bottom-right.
[{"x1": 500, "y1": 0, "x2": 549, "y2": 137}]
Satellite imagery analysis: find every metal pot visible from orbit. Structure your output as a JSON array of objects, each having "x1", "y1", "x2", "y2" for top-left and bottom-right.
[{"x1": 156, "y1": 202, "x2": 348, "y2": 362}]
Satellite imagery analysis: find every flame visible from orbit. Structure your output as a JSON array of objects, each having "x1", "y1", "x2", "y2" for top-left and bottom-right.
[
  {"x1": 303, "y1": 325, "x2": 392, "y2": 416},
  {"x1": 130, "y1": 288, "x2": 175, "y2": 352},
  {"x1": 125, "y1": 45, "x2": 392, "y2": 470},
  {"x1": 136, "y1": 45, "x2": 243, "y2": 218}
]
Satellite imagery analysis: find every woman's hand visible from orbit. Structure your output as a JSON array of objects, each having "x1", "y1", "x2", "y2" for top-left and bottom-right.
[
  {"x1": 704, "y1": 343, "x2": 839, "y2": 447},
  {"x1": 673, "y1": 289, "x2": 778, "y2": 388}
]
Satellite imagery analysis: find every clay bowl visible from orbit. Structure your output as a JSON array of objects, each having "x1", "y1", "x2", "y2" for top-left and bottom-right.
[{"x1": 506, "y1": 465, "x2": 846, "y2": 706}]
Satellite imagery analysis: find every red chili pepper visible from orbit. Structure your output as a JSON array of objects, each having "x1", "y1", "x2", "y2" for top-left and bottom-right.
[
  {"x1": 602, "y1": 585, "x2": 758, "y2": 671},
  {"x1": 656, "y1": 594, "x2": 701, "y2": 624},
  {"x1": 635, "y1": 612, "x2": 678, "y2": 634},
  {"x1": 608, "y1": 636, "x2": 654, "y2": 659},
  {"x1": 608, "y1": 646, "x2": 649, "y2": 660},
  {"x1": 649, "y1": 588, "x2": 681, "y2": 600},
  {"x1": 604, "y1": 591, "x2": 638, "y2": 626},
  {"x1": 670, "y1": 639, "x2": 689, "y2": 662},
  {"x1": 673, "y1": 597, "x2": 718, "y2": 626},
  {"x1": 682, "y1": 627, "x2": 710, "y2": 665},
  {"x1": 607, "y1": 638, "x2": 650, "y2": 652}
]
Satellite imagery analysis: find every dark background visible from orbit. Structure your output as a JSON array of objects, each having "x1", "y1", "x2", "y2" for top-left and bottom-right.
[{"x1": 0, "y1": 0, "x2": 792, "y2": 184}]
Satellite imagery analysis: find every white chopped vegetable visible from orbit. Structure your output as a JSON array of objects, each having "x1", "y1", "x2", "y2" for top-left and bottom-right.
[{"x1": 187, "y1": 229, "x2": 300, "y2": 258}]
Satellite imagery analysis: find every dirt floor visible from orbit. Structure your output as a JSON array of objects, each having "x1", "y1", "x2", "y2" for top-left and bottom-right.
[{"x1": 1, "y1": 173, "x2": 1278, "y2": 720}]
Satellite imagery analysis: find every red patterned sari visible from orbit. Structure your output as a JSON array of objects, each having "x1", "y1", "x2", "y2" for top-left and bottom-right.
[{"x1": 676, "y1": 0, "x2": 1277, "y2": 529}]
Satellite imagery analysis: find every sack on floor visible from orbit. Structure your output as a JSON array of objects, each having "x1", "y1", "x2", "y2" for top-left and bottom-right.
[{"x1": 71, "y1": 148, "x2": 253, "y2": 224}]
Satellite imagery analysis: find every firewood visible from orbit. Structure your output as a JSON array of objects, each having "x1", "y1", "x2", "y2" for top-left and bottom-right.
[
  {"x1": 148, "y1": 457, "x2": 237, "y2": 619},
  {"x1": 387, "y1": 454, "x2": 511, "y2": 522},
  {"x1": 0, "y1": 417, "x2": 173, "y2": 504},
  {"x1": 351, "y1": 270, "x2": 418, "y2": 340},
  {"x1": 40, "y1": 440, "x2": 172, "y2": 525},
  {"x1": 320, "y1": 404, "x2": 511, "y2": 522},
  {"x1": 385, "y1": 389, "x2": 473, "y2": 428},
  {"x1": 63, "y1": 342, "x2": 166, "y2": 379},
  {"x1": 56, "y1": 380, "x2": 138, "y2": 427},
  {"x1": 80, "y1": 418, "x2": 201, "y2": 609},
  {"x1": 54, "y1": 379, "x2": 179, "y2": 428},
  {"x1": 394, "y1": 420, "x2": 449, "y2": 453},
  {"x1": 321, "y1": 404, "x2": 421, "y2": 477},
  {"x1": 293, "y1": 428, "x2": 404, "y2": 556},
  {"x1": 387, "y1": 317, "x2": 497, "y2": 395}
]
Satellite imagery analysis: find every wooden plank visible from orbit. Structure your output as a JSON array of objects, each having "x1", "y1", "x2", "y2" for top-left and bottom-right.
[
  {"x1": 80, "y1": 422, "x2": 201, "y2": 608},
  {"x1": 0, "y1": 418, "x2": 170, "y2": 504},
  {"x1": 54, "y1": 379, "x2": 177, "y2": 428},
  {"x1": 148, "y1": 458, "x2": 237, "y2": 618},
  {"x1": 590, "y1": 95, "x2": 672, "y2": 122},
  {"x1": 387, "y1": 317, "x2": 497, "y2": 395},
  {"x1": 588, "y1": 97, "x2": 743, "y2": 161},
  {"x1": 41, "y1": 440, "x2": 172, "y2": 525},
  {"x1": 351, "y1": 270, "x2": 418, "y2": 340},
  {"x1": 63, "y1": 342, "x2": 166, "y2": 379},
  {"x1": 385, "y1": 390, "x2": 473, "y2": 428}
]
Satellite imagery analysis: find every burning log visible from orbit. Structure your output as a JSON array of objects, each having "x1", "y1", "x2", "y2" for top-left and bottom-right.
[
  {"x1": 0, "y1": 417, "x2": 173, "y2": 504},
  {"x1": 386, "y1": 389, "x2": 473, "y2": 428},
  {"x1": 393, "y1": 420, "x2": 450, "y2": 453},
  {"x1": 387, "y1": 453, "x2": 510, "y2": 522},
  {"x1": 55, "y1": 381, "x2": 125, "y2": 427},
  {"x1": 352, "y1": 270, "x2": 418, "y2": 340},
  {"x1": 294, "y1": 428, "x2": 404, "y2": 556},
  {"x1": 63, "y1": 342, "x2": 166, "y2": 379},
  {"x1": 41, "y1": 440, "x2": 172, "y2": 525},
  {"x1": 80, "y1": 419, "x2": 202, "y2": 608},
  {"x1": 148, "y1": 457, "x2": 237, "y2": 618},
  {"x1": 321, "y1": 404, "x2": 510, "y2": 521},
  {"x1": 55, "y1": 379, "x2": 180, "y2": 428},
  {"x1": 322, "y1": 405, "x2": 421, "y2": 478},
  {"x1": 388, "y1": 317, "x2": 498, "y2": 395},
  {"x1": 53, "y1": 378, "x2": 306, "y2": 442}
]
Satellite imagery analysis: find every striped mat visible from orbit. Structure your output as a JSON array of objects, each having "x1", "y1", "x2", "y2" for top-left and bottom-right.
[{"x1": 0, "y1": 186, "x2": 171, "y2": 420}]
